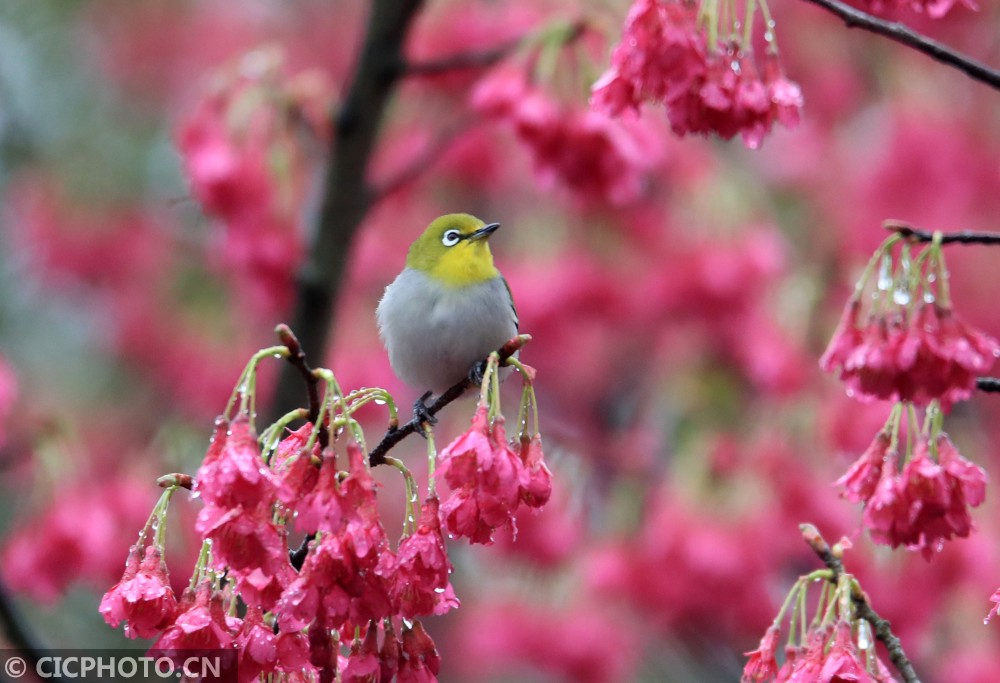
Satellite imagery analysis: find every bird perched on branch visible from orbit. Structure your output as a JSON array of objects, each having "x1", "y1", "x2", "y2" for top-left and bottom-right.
[{"x1": 376, "y1": 213, "x2": 518, "y2": 406}]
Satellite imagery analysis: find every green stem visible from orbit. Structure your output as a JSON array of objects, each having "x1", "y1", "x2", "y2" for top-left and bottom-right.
[
  {"x1": 260, "y1": 408, "x2": 311, "y2": 463},
  {"x1": 424, "y1": 424, "x2": 438, "y2": 498},
  {"x1": 742, "y1": 0, "x2": 756, "y2": 48},
  {"x1": 855, "y1": 234, "x2": 903, "y2": 302},
  {"x1": 930, "y1": 232, "x2": 952, "y2": 307},
  {"x1": 224, "y1": 346, "x2": 290, "y2": 422},
  {"x1": 385, "y1": 456, "x2": 418, "y2": 536},
  {"x1": 188, "y1": 540, "x2": 212, "y2": 591}
]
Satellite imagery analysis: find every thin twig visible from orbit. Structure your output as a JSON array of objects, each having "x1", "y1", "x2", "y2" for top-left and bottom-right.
[
  {"x1": 275, "y1": 324, "x2": 327, "y2": 448},
  {"x1": 367, "y1": 334, "x2": 530, "y2": 467},
  {"x1": 403, "y1": 38, "x2": 523, "y2": 77},
  {"x1": 800, "y1": 0, "x2": 1000, "y2": 90},
  {"x1": 885, "y1": 221, "x2": 1000, "y2": 245},
  {"x1": 978, "y1": 377, "x2": 1000, "y2": 393},
  {"x1": 800, "y1": 524, "x2": 922, "y2": 683},
  {"x1": 371, "y1": 119, "x2": 477, "y2": 201}
]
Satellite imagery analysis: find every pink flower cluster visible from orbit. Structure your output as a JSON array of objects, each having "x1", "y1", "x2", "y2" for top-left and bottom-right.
[
  {"x1": 743, "y1": 621, "x2": 895, "y2": 683},
  {"x1": 176, "y1": 49, "x2": 331, "y2": 318},
  {"x1": 471, "y1": 66, "x2": 662, "y2": 204},
  {"x1": 438, "y1": 405, "x2": 552, "y2": 544},
  {"x1": 100, "y1": 415, "x2": 464, "y2": 680},
  {"x1": 821, "y1": 300, "x2": 1000, "y2": 409},
  {"x1": 836, "y1": 430, "x2": 987, "y2": 559},
  {"x1": 591, "y1": 0, "x2": 802, "y2": 148}
]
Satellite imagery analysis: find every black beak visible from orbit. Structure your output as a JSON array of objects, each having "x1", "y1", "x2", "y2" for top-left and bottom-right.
[{"x1": 468, "y1": 222, "x2": 500, "y2": 241}]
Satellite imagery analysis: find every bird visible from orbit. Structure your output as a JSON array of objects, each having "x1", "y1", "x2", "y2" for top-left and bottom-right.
[{"x1": 376, "y1": 213, "x2": 518, "y2": 408}]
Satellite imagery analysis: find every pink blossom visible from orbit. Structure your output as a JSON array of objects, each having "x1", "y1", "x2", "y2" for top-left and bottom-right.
[
  {"x1": 438, "y1": 406, "x2": 524, "y2": 544},
  {"x1": 592, "y1": 0, "x2": 801, "y2": 147},
  {"x1": 386, "y1": 497, "x2": 459, "y2": 618},
  {"x1": 152, "y1": 583, "x2": 236, "y2": 651},
  {"x1": 821, "y1": 300, "x2": 999, "y2": 408},
  {"x1": 398, "y1": 620, "x2": 441, "y2": 683},
  {"x1": 835, "y1": 431, "x2": 893, "y2": 503},
  {"x1": 472, "y1": 66, "x2": 662, "y2": 204},
  {"x1": 235, "y1": 606, "x2": 311, "y2": 682},
  {"x1": 817, "y1": 622, "x2": 872, "y2": 682},
  {"x1": 195, "y1": 416, "x2": 281, "y2": 512},
  {"x1": 100, "y1": 545, "x2": 178, "y2": 639},
  {"x1": 195, "y1": 504, "x2": 289, "y2": 576},
  {"x1": 742, "y1": 625, "x2": 780, "y2": 683},
  {"x1": 341, "y1": 626, "x2": 380, "y2": 683},
  {"x1": 276, "y1": 532, "x2": 393, "y2": 633}
]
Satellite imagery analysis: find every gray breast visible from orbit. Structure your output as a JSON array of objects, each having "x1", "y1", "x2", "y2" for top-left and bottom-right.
[{"x1": 377, "y1": 269, "x2": 517, "y2": 393}]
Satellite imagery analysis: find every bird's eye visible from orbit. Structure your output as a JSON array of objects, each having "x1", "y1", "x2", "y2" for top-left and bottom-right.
[{"x1": 441, "y1": 230, "x2": 462, "y2": 247}]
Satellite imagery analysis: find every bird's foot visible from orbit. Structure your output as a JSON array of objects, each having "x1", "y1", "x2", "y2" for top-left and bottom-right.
[
  {"x1": 468, "y1": 358, "x2": 489, "y2": 388},
  {"x1": 412, "y1": 391, "x2": 437, "y2": 432}
]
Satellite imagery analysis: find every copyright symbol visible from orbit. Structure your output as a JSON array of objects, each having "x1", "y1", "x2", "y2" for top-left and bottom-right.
[{"x1": 4, "y1": 656, "x2": 26, "y2": 678}]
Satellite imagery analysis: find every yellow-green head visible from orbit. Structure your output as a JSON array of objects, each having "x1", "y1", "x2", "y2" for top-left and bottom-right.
[{"x1": 406, "y1": 213, "x2": 501, "y2": 287}]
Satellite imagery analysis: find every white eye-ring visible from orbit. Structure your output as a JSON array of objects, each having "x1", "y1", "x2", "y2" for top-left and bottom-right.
[{"x1": 441, "y1": 230, "x2": 462, "y2": 247}]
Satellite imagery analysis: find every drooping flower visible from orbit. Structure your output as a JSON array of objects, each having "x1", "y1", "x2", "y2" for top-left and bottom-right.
[
  {"x1": 438, "y1": 406, "x2": 524, "y2": 544},
  {"x1": 276, "y1": 531, "x2": 393, "y2": 634},
  {"x1": 235, "y1": 606, "x2": 312, "y2": 682},
  {"x1": 859, "y1": 430, "x2": 987, "y2": 558},
  {"x1": 152, "y1": 583, "x2": 237, "y2": 652},
  {"x1": 99, "y1": 545, "x2": 178, "y2": 639},
  {"x1": 341, "y1": 626, "x2": 381, "y2": 683},
  {"x1": 195, "y1": 416, "x2": 281, "y2": 512},
  {"x1": 822, "y1": 276, "x2": 999, "y2": 408},
  {"x1": 741, "y1": 624, "x2": 780, "y2": 683},
  {"x1": 817, "y1": 621, "x2": 871, "y2": 682},
  {"x1": 398, "y1": 620, "x2": 441, "y2": 683},
  {"x1": 386, "y1": 497, "x2": 460, "y2": 618},
  {"x1": 195, "y1": 504, "x2": 289, "y2": 576},
  {"x1": 834, "y1": 430, "x2": 893, "y2": 503},
  {"x1": 591, "y1": 0, "x2": 802, "y2": 148},
  {"x1": 471, "y1": 66, "x2": 662, "y2": 205},
  {"x1": 514, "y1": 433, "x2": 552, "y2": 508}
]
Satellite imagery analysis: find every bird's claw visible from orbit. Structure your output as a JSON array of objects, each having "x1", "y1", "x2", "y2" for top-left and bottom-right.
[
  {"x1": 412, "y1": 391, "x2": 437, "y2": 432},
  {"x1": 468, "y1": 358, "x2": 489, "y2": 387}
]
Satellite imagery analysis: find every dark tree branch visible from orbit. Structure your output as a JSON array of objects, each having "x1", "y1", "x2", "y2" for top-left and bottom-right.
[
  {"x1": 800, "y1": 524, "x2": 922, "y2": 683},
  {"x1": 800, "y1": 0, "x2": 1000, "y2": 90},
  {"x1": 885, "y1": 221, "x2": 1000, "y2": 245},
  {"x1": 367, "y1": 335, "x2": 530, "y2": 467},
  {"x1": 978, "y1": 377, "x2": 1000, "y2": 392},
  {"x1": 271, "y1": 0, "x2": 426, "y2": 419}
]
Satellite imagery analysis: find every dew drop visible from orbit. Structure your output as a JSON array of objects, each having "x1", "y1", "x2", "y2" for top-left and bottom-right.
[
  {"x1": 927, "y1": 272, "x2": 936, "y2": 283},
  {"x1": 923, "y1": 292, "x2": 935, "y2": 304},
  {"x1": 892, "y1": 289, "x2": 910, "y2": 306},
  {"x1": 876, "y1": 256, "x2": 892, "y2": 291},
  {"x1": 434, "y1": 587, "x2": 445, "y2": 594},
  {"x1": 857, "y1": 626, "x2": 871, "y2": 649},
  {"x1": 374, "y1": 398, "x2": 387, "y2": 406}
]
